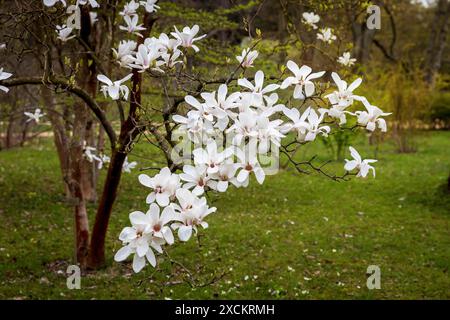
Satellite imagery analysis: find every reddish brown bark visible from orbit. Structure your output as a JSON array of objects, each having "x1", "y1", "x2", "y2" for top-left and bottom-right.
[
  {"x1": 87, "y1": 14, "x2": 156, "y2": 269},
  {"x1": 41, "y1": 87, "x2": 71, "y2": 197},
  {"x1": 80, "y1": 6, "x2": 99, "y2": 202},
  {"x1": 87, "y1": 149, "x2": 127, "y2": 268},
  {"x1": 87, "y1": 64, "x2": 144, "y2": 268},
  {"x1": 68, "y1": 6, "x2": 97, "y2": 267},
  {"x1": 69, "y1": 101, "x2": 90, "y2": 267}
]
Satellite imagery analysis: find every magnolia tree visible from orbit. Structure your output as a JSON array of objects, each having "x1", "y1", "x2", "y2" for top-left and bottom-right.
[{"x1": 0, "y1": 1, "x2": 391, "y2": 272}]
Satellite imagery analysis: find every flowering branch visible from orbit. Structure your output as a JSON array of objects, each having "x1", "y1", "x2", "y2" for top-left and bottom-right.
[{"x1": 0, "y1": 76, "x2": 117, "y2": 147}]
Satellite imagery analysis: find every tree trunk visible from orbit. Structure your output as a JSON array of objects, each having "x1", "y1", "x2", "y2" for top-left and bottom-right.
[
  {"x1": 5, "y1": 112, "x2": 16, "y2": 149},
  {"x1": 68, "y1": 102, "x2": 90, "y2": 268},
  {"x1": 87, "y1": 13, "x2": 156, "y2": 269},
  {"x1": 79, "y1": 6, "x2": 99, "y2": 202},
  {"x1": 5, "y1": 90, "x2": 19, "y2": 149},
  {"x1": 87, "y1": 149, "x2": 127, "y2": 268},
  {"x1": 352, "y1": 21, "x2": 376, "y2": 64},
  {"x1": 87, "y1": 75, "x2": 143, "y2": 268},
  {"x1": 41, "y1": 87, "x2": 71, "y2": 197},
  {"x1": 80, "y1": 117, "x2": 97, "y2": 202},
  {"x1": 425, "y1": 0, "x2": 450, "y2": 86}
]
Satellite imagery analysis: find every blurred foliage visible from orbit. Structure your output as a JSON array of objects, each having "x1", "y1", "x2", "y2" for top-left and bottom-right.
[{"x1": 429, "y1": 92, "x2": 450, "y2": 129}]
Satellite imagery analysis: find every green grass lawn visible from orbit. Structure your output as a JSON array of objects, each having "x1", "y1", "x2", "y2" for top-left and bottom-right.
[{"x1": 0, "y1": 131, "x2": 449, "y2": 299}]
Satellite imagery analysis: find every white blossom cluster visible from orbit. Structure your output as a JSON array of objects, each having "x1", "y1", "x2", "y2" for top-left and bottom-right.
[
  {"x1": 43, "y1": 0, "x2": 100, "y2": 42},
  {"x1": 82, "y1": 142, "x2": 111, "y2": 170},
  {"x1": 302, "y1": 11, "x2": 356, "y2": 67},
  {"x1": 26, "y1": 1, "x2": 390, "y2": 273},
  {"x1": 0, "y1": 68, "x2": 13, "y2": 93},
  {"x1": 96, "y1": 1, "x2": 206, "y2": 101},
  {"x1": 82, "y1": 142, "x2": 137, "y2": 172},
  {"x1": 112, "y1": 23, "x2": 205, "y2": 74},
  {"x1": 116, "y1": 54, "x2": 391, "y2": 272},
  {"x1": 24, "y1": 108, "x2": 45, "y2": 123}
]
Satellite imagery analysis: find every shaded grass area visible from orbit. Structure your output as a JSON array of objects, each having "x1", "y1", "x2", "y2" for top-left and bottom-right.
[{"x1": 0, "y1": 132, "x2": 449, "y2": 299}]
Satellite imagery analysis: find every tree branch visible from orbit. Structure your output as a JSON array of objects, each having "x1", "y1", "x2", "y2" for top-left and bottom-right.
[{"x1": 0, "y1": 76, "x2": 117, "y2": 148}]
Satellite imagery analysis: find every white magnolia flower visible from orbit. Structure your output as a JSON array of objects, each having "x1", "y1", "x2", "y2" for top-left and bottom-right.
[
  {"x1": 113, "y1": 40, "x2": 137, "y2": 68},
  {"x1": 129, "y1": 203, "x2": 177, "y2": 245},
  {"x1": 337, "y1": 52, "x2": 356, "y2": 67},
  {"x1": 235, "y1": 145, "x2": 265, "y2": 185},
  {"x1": 183, "y1": 95, "x2": 214, "y2": 122},
  {"x1": 171, "y1": 25, "x2": 206, "y2": 52},
  {"x1": 236, "y1": 48, "x2": 259, "y2": 68},
  {"x1": 325, "y1": 72, "x2": 363, "y2": 109},
  {"x1": 119, "y1": 15, "x2": 146, "y2": 37},
  {"x1": 321, "y1": 105, "x2": 352, "y2": 126},
  {"x1": 114, "y1": 211, "x2": 167, "y2": 272},
  {"x1": 344, "y1": 146, "x2": 377, "y2": 178},
  {"x1": 171, "y1": 188, "x2": 202, "y2": 216},
  {"x1": 89, "y1": 12, "x2": 98, "y2": 25},
  {"x1": 300, "y1": 108, "x2": 330, "y2": 142},
  {"x1": 280, "y1": 61, "x2": 325, "y2": 99},
  {"x1": 302, "y1": 12, "x2": 320, "y2": 29},
  {"x1": 173, "y1": 114, "x2": 206, "y2": 139},
  {"x1": 129, "y1": 44, "x2": 164, "y2": 72},
  {"x1": 24, "y1": 108, "x2": 45, "y2": 123},
  {"x1": 171, "y1": 189, "x2": 216, "y2": 242},
  {"x1": 56, "y1": 25, "x2": 75, "y2": 42},
  {"x1": 139, "y1": 167, "x2": 181, "y2": 206},
  {"x1": 209, "y1": 161, "x2": 240, "y2": 192},
  {"x1": 193, "y1": 140, "x2": 233, "y2": 174},
  {"x1": 180, "y1": 165, "x2": 215, "y2": 195},
  {"x1": 156, "y1": 33, "x2": 182, "y2": 53},
  {"x1": 317, "y1": 28, "x2": 336, "y2": 43},
  {"x1": 120, "y1": 0, "x2": 140, "y2": 17},
  {"x1": 172, "y1": 111, "x2": 213, "y2": 143},
  {"x1": 83, "y1": 145, "x2": 98, "y2": 163},
  {"x1": 77, "y1": 0, "x2": 99, "y2": 7},
  {"x1": 43, "y1": 0, "x2": 66, "y2": 7},
  {"x1": 143, "y1": 37, "x2": 164, "y2": 52},
  {"x1": 201, "y1": 84, "x2": 240, "y2": 130},
  {"x1": 140, "y1": 0, "x2": 160, "y2": 13},
  {"x1": 283, "y1": 107, "x2": 330, "y2": 142},
  {"x1": 238, "y1": 70, "x2": 280, "y2": 105},
  {"x1": 256, "y1": 115, "x2": 285, "y2": 153},
  {"x1": 97, "y1": 154, "x2": 111, "y2": 169},
  {"x1": 282, "y1": 106, "x2": 307, "y2": 133},
  {"x1": 262, "y1": 93, "x2": 284, "y2": 111},
  {"x1": 0, "y1": 68, "x2": 13, "y2": 93},
  {"x1": 226, "y1": 111, "x2": 259, "y2": 146},
  {"x1": 355, "y1": 104, "x2": 391, "y2": 132},
  {"x1": 161, "y1": 50, "x2": 183, "y2": 68},
  {"x1": 97, "y1": 74, "x2": 132, "y2": 100},
  {"x1": 123, "y1": 157, "x2": 137, "y2": 173}
]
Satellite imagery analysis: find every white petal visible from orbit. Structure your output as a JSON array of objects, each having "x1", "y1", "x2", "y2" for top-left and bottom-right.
[
  {"x1": 237, "y1": 169, "x2": 249, "y2": 183},
  {"x1": 132, "y1": 254, "x2": 146, "y2": 273},
  {"x1": 156, "y1": 193, "x2": 170, "y2": 206},
  {"x1": 146, "y1": 249, "x2": 157, "y2": 267},
  {"x1": 97, "y1": 74, "x2": 112, "y2": 85},
  {"x1": 347, "y1": 78, "x2": 362, "y2": 92},
  {"x1": 344, "y1": 160, "x2": 358, "y2": 171},
  {"x1": 217, "y1": 180, "x2": 228, "y2": 192},
  {"x1": 114, "y1": 246, "x2": 131, "y2": 262},
  {"x1": 254, "y1": 168, "x2": 265, "y2": 184},
  {"x1": 146, "y1": 192, "x2": 156, "y2": 204},
  {"x1": 130, "y1": 211, "x2": 149, "y2": 226},
  {"x1": 136, "y1": 240, "x2": 149, "y2": 257},
  {"x1": 162, "y1": 227, "x2": 174, "y2": 245},
  {"x1": 178, "y1": 225, "x2": 193, "y2": 241},
  {"x1": 304, "y1": 82, "x2": 315, "y2": 97}
]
